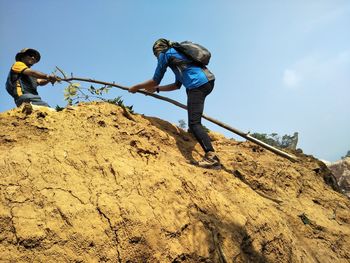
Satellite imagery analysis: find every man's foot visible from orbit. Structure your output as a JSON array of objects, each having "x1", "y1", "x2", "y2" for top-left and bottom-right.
[
  {"x1": 196, "y1": 151, "x2": 221, "y2": 169},
  {"x1": 21, "y1": 102, "x2": 33, "y2": 115},
  {"x1": 31, "y1": 105, "x2": 56, "y2": 111}
]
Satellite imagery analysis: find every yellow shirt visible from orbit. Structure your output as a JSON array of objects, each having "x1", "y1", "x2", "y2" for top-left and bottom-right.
[
  {"x1": 11, "y1": 61, "x2": 28, "y2": 74},
  {"x1": 8, "y1": 62, "x2": 29, "y2": 97}
]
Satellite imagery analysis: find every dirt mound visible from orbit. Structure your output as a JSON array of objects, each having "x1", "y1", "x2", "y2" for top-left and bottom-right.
[{"x1": 0, "y1": 102, "x2": 349, "y2": 262}]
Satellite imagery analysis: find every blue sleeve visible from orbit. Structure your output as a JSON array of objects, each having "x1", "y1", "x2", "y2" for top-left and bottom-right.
[{"x1": 152, "y1": 52, "x2": 168, "y2": 85}]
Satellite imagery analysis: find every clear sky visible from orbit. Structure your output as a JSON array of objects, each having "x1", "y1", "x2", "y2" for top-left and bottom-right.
[{"x1": 1, "y1": 0, "x2": 349, "y2": 162}]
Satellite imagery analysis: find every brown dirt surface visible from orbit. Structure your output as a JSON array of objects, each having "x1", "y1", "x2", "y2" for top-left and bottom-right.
[{"x1": 0, "y1": 102, "x2": 349, "y2": 263}]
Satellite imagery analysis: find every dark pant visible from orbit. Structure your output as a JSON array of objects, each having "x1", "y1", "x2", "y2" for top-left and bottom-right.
[
  {"x1": 15, "y1": 94, "x2": 50, "y2": 107},
  {"x1": 186, "y1": 80, "x2": 215, "y2": 153}
]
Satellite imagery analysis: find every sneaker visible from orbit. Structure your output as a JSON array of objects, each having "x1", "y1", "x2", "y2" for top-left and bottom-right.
[
  {"x1": 21, "y1": 102, "x2": 33, "y2": 115},
  {"x1": 31, "y1": 105, "x2": 56, "y2": 112},
  {"x1": 196, "y1": 151, "x2": 221, "y2": 169}
]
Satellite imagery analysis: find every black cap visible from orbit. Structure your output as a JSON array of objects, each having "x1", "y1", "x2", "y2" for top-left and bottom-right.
[{"x1": 15, "y1": 48, "x2": 41, "y2": 62}]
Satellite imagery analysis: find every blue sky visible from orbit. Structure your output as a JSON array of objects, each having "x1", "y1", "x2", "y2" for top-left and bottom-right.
[{"x1": 1, "y1": 0, "x2": 349, "y2": 161}]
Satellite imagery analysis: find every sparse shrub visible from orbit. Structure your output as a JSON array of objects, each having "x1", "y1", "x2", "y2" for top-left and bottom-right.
[
  {"x1": 105, "y1": 96, "x2": 134, "y2": 114},
  {"x1": 178, "y1": 119, "x2": 187, "y2": 129},
  {"x1": 63, "y1": 83, "x2": 134, "y2": 113},
  {"x1": 251, "y1": 132, "x2": 299, "y2": 150}
]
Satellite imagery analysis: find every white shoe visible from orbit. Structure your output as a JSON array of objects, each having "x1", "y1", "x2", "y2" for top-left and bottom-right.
[{"x1": 196, "y1": 151, "x2": 221, "y2": 169}]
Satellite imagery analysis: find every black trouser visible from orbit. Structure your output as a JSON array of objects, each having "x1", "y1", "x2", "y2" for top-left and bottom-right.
[{"x1": 186, "y1": 80, "x2": 215, "y2": 153}]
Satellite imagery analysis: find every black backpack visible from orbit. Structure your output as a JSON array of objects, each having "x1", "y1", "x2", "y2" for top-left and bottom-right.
[{"x1": 171, "y1": 41, "x2": 211, "y2": 66}]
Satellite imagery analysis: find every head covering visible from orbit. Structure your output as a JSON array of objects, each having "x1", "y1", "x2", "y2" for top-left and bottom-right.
[
  {"x1": 15, "y1": 48, "x2": 41, "y2": 62},
  {"x1": 152, "y1": 38, "x2": 172, "y2": 57}
]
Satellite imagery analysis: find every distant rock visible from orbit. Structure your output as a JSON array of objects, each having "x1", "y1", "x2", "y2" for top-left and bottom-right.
[{"x1": 327, "y1": 157, "x2": 350, "y2": 198}]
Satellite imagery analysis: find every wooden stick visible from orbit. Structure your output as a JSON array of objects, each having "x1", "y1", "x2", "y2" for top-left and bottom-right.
[{"x1": 62, "y1": 77, "x2": 298, "y2": 162}]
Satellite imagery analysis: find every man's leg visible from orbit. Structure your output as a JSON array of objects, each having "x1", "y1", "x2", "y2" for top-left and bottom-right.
[
  {"x1": 29, "y1": 97, "x2": 50, "y2": 107},
  {"x1": 16, "y1": 95, "x2": 50, "y2": 107},
  {"x1": 187, "y1": 82, "x2": 214, "y2": 153},
  {"x1": 187, "y1": 81, "x2": 220, "y2": 168}
]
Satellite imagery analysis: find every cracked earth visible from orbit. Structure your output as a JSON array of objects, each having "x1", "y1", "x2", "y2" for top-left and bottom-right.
[{"x1": 0, "y1": 102, "x2": 349, "y2": 262}]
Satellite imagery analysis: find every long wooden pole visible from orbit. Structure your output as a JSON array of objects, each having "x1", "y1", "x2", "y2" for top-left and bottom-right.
[{"x1": 62, "y1": 77, "x2": 298, "y2": 162}]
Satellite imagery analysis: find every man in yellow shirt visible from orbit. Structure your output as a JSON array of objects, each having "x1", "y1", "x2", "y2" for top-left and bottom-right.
[{"x1": 5, "y1": 48, "x2": 60, "y2": 108}]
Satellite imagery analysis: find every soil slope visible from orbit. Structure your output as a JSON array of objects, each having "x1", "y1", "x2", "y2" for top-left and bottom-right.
[{"x1": 0, "y1": 102, "x2": 349, "y2": 263}]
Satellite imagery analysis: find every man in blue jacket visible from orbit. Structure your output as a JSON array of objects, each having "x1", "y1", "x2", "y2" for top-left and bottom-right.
[{"x1": 129, "y1": 39, "x2": 220, "y2": 169}]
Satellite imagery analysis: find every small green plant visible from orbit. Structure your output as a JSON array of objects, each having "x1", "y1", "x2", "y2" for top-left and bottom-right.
[
  {"x1": 55, "y1": 105, "x2": 65, "y2": 112},
  {"x1": 64, "y1": 83, "x2": 112, "y2": 105},
  {"x1": 62, "y1": 80, "x2": 134, "y2": 113},
  {"x1": 105, "y1": 96, "x2": 134, "y2": 114}
]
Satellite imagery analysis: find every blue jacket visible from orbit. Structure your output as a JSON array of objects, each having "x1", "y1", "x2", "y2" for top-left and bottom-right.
[{"x1": 152, "y1": 48, "x2": 215, "y2": 89}]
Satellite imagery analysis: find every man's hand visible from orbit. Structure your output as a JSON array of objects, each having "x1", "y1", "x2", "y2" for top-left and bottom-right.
[
  {"x1": 128, "y1": 86, "x2": 139, "y2": 93},
  {"x1": 47, "y1": 74, "x2": 61, "y2": 85},
  {"x1": 145, "y1": 86, "x2": 156, "y2": 93},
  {"x1": 129, "y1": 79, "x2": 158, "y2": 94},
  {"x1": 37, "y1": 74, "x2": 61, "y2": 86}
]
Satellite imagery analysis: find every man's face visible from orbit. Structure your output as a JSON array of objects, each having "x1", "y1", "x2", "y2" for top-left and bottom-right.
[{"x1": 21, "y1": 53, "x2": 38, "y2": 67}]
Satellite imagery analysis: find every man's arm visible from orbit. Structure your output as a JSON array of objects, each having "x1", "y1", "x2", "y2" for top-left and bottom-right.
[
  {"x1": 37, "y1": 78, "x2": 50, "y2": 86},
  {"x1": 146, "y1": 82, "x2": 181, "y2": 93},
  {"x1": 22, "y1": 69, "x2": 59, "y2": 85},
  {"x1": 129, "y1": 79, "x2": 158, "y2": 93},
  {"x1": 129, "y1": 52, "x2": 171, "y2": 93}
]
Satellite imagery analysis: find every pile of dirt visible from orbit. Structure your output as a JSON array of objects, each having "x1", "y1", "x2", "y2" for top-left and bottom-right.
[
  {"x1": 0, "y1": 102, "x2": 349, "y2": 262},
  {"x1": 327, "y1": 158, "x2": 350, "y2": 199}
]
